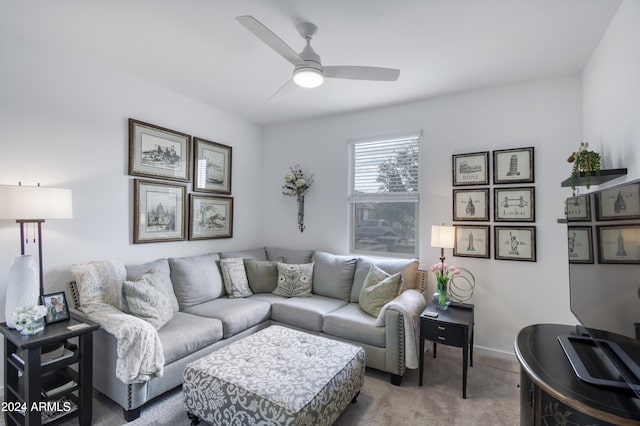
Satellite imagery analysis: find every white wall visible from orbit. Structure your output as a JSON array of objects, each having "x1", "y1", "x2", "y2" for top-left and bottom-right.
[
  {"x1": 264, "y1": 76, "x2": 582, "y2": 357},
  {"x1": 0, "y1": 34, "x2": 265, "y2": 375},
  {"x1": 583, "y1": 0, "x2": 640, "y2": 181}
]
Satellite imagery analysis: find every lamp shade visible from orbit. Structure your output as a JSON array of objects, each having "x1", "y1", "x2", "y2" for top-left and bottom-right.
[
  {"x1": 0, "y1": 185, "x2": 73, "y2": 220},
  {"x1": 431, "y1": 225, "x2": 455, "y2": 249}
]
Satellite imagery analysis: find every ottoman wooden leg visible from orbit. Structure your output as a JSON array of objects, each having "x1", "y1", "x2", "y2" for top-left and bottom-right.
[{"x1": 187, "y1": 411, "x2": 201, "y2": 425}]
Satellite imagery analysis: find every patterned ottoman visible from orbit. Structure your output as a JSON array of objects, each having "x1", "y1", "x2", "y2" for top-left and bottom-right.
[{"x1": 183, "y1": 325, "x2": 365, "y2": 425}]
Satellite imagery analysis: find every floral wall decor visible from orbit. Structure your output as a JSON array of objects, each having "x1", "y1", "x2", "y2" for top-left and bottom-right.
[{"x1": 282, "y1": 164, "x2": 313, "y2": 232}]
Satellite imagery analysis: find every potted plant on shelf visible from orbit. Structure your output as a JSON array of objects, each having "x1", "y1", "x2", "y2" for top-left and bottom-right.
[{"x1": 567, "y1": 142, "x2": 601, "y2": 195}]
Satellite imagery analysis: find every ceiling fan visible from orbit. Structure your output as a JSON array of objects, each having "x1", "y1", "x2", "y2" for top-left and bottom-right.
[{"x1": 236, "y1": 15, "x2": 401, "y2": 101}]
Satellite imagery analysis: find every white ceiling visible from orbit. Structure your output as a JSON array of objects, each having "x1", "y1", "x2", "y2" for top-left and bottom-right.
[{"x1": 0, "y1": 0, "x2": 622, "y2": 126}]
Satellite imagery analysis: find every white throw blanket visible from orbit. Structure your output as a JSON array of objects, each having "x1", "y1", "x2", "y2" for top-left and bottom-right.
[
  {"x1": 375, "y1": 289, "x2": 427, "y2": 369},
  {"x1": 71, "y1": 260, "x2": 165, "y2": 384}
]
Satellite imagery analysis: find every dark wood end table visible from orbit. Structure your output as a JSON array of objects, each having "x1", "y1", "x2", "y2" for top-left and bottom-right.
[{"x1": 419, "y1": 301, "x2": 475, "y2": 398}]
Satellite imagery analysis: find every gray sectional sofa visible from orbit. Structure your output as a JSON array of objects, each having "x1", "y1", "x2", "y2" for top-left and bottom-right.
[{"x1": 70, "y1": 247, "x2": 426, "y2": 421}]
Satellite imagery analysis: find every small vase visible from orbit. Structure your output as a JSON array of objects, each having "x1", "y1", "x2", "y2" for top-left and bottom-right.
[
  {"x1": 435, "y1": 281, "x2": 451, "y2": 310},
  {"x1": 19, "y1": 317, "x2": 45, "y2": 335},
  {"x1": 297, "y1": 195, "x2": 305, "y2": 233}
]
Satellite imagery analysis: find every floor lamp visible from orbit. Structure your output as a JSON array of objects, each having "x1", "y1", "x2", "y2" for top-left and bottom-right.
[{"x1": 0, "y1": 183, "x2": 73, "y2": 298}]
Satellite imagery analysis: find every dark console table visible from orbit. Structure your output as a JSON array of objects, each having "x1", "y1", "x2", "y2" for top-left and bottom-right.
[
  {"x1": 515, "y1": 324, "x2": 640, "y2": 425},
  {"x1": 1, "y1": 313, "x2": 99, "y2": 425}
]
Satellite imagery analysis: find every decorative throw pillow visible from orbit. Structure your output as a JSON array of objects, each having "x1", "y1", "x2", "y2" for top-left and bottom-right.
[
  {"x1": 273, "y1": 262, "x2": 314, "y2": 298},
  {"x1": 219, "y1": 258, "x2": 253, "y2": 298},
  {"x1": 122, "y1": 269, "x2": 174, "y2": 330},
  {"x1": 359, "y1": 265, "x2": 402, "y2": 317},
  {"x1": 244, "y1": 259, "x2": 280, "y2": 293}
]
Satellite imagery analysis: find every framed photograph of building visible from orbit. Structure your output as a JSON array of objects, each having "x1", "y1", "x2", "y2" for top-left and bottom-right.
[
  {"x1": 595, "y1": 182, "x2": 640, "y2": 221},
  {"x1": 452, "y1": 152, "x2": 489, "y2": 186},
  {"x1": 189, "y1": 194, "x2": 233, "y2": 240},
  {"x1": 453, "y1": 188, "x2": 490, "y2": 221},
  {"x1": 193, "y1": 137, "x2": 232, "y2": 195},
  {"x1": 494, "y1": 226, "x2": 536, "y2": 262},
  {"x1": 493, "y1": 147, "x2": 534, "y2": 184},
  {"x1": 494, "y1": 187, "x2": 535, "y2": 222},
  {"x1": 565, "y1": 194, "x2": 591, "y2": 222},
  {"x1": 597, "y1": 225, "x2": 640, "y2": 264},
  {"x1": 134, "y1": 179, "x2": 187, "y2": 243},
  {"x1": 453, "y1": 225, "x2": 490, "y2": 258},
  {"x1": 567, "y1": 226, "x2": 594, "y2": 264},
  {"x1": 129, "y1": 119, "x2": 191, "y2": 182}
]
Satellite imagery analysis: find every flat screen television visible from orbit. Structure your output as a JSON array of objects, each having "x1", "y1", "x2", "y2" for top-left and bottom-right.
[{"x1": 563, "y1": 178, "x2": 640, "y2": 397}]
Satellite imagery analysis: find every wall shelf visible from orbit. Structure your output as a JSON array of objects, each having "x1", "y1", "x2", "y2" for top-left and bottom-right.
[{"x1": 560, "y1": 168, "x2": 627, "y2": 188}]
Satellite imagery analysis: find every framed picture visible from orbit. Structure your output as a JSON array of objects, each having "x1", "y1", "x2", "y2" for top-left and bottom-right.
[
  {"x1": 193, "y1": 137, "x2": 232, "y2": 194},
  {"x1": 129, "y1": 119, "x2": 191, "y2": 182},
  {"x1": 596, "y1": 182, "x2": 640, "y2": 221},
  {"x1": 565, "y1": 195, "x2": 591, "y2": 222},
  {"x1": 494, "y1": 226, "x2": 536, "y2": 262},
  {"x1": 453, "y1": 225, "x2": 490, "y2": 258},
  {"x1": 41, "y1": 291, "x2": 70, "y2": 324},
  {"x1": 568, "y1": 226, "x2": 594, "y2": 264},
  {"x1": 493, "y1": 147, "x2": 534, "y2": 184},
  {"x1": 494, "y1": 187, "x2": 535, "y2": 222},
  {"x1": 597, "y1": 225, "x2": 640, "y2": 264},
  {"x1": 134, "y1": 179, "x2": 187, "y2": 243},
  {"x1": 189, "y1": 194, "x2": 234, "y2": 240},
  {"x1": 452, "y1": 152, "x2": 489, "y2": 186},
  {"x1": 453, "y1": 189, "x2": 490, "y2": 221}
]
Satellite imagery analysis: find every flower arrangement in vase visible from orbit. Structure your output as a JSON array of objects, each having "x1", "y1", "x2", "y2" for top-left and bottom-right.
[
  {"x1": 13, "y1": 305, "x2": 47, "y2": 335},
  {"x1": 429, "y1": 262, "x2": 460, "y2": 310},
  {"x1": 282, "y1": 164, "x2": 313, "y2": 232}
]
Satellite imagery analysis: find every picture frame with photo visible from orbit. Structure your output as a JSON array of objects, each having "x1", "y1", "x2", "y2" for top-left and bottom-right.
[
  {"x1": 453, "y1": 225, "x2": 490, "y2": 259},
  {"x1": 493, "y1": 147, "x2": 534, "y2": 184},
  {"x1": 453, "y1": 189, "x2": 490, "y2": 221},
  {"x1": 452, "y1": 152, "x2": 489, "y2": 186},
  {"x1": 129, "y1": 119, "x2": 191, "y2": 182},
  {"x1": 595, "y1": 182, "x2": 640, "y2": 221},
  {"x1": 189, "y1": 194, "x2": 234, "y2": 240},
  {"x1": 494, "y1": 226, "x2": 536, "y2": 262},
  {"x1": 134, "y1": 179, "x2": 187, "y2": 243},
  {"x1": 493, "y1": 187, "x2": 535, "y2": 222},
  {"x1": 567, "y1": 226, "x2": 594, "y2": 264},
  {"x1": 193, "y1": 137, "x2": 232, "y2": 195},
  {"x1": 597, "y1": 225, "x2": 640, "y2": 264},
  {"x1": 565, "y1": 194, "x2": 591, "y2": 222},
  {"x1": 41, "y1": 291, "x2": 70, "y2": 324}
]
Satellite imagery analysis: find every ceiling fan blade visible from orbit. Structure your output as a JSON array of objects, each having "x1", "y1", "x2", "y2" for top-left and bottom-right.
[
  {"x1": 324, "y1": 66, "x2": 400, "y2": 81},
  {"x1": 269, "y1": 79, "x2": 298, "y2": 102},
  {"x1": 236, "y1": 15, "x2": 303, "y2": 66}
]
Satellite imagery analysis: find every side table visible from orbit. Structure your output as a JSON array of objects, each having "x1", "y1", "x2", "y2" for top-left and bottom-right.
[
  {"x1": 1, "y1": 312, "x2": 99, "y2": 426},
  {"x1": 419, "y1": 302, "x2": 474, "y2": 398}
]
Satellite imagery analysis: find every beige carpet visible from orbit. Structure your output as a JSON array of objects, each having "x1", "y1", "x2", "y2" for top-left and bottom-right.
[{"x1": 55, "y1": 345, "x2": 520, "y2": 426}]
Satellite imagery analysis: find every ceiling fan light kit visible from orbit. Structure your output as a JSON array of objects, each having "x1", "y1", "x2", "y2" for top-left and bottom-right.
[{"x1": 236, "y1": 15, "x2": 400, "y2": 98}]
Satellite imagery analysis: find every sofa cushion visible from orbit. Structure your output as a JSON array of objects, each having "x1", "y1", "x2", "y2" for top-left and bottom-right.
[
  {"x1": 266, "y1": 247, "x2": 313, "y2": 264},
  {"x1": 184, "y1": 297, "x2": 271, "y2": 339},
  {"x1": 311, "y1": 251, "x2": 357, "y2": 302},
  {"x1": 219, "y1": 258, "x2": 253, "y2": 298},
  {"x1": 122, "y1": 269, "x2": 174, "y2": 330},
  {"x1": 169, "y1": 253, "x2": 224, "y2": 310},
  {"x1": 351, "y1": 256, "x2": 420, "y2": 303},
  {"x1": 273, "y1": 262, "x2": 314, "y2": 297},
  {"x1": 244, "y1": 259, "x2": 279, "y2": 293},
  {"x1": 157, "y1": 312, "x2": 224, "y2": 364},
  {"x1": 271, "y1": 295, "x2": 347, "y2": 332},
  {"x1": 126, "y1": 258, "x2": 179, "y2": 312},
  {"x1": 219, "y1": 247, "x2": 267, "y2": 261},
  {"x1": 358, "y1": 265, "x2": 401, "y2": 317},
  {"x1": 323, "y1": 303, "x2": 386, "y2": 348}
]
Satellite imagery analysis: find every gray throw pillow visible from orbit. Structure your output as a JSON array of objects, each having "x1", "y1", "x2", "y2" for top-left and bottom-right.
[
  {"x1": 273, "y1": 262, "x2": 314, "y2": 298},
  {"x1": 359, "y1": 265, "x2": 401, "y2": 317},
  {"x1": 122, "y1": 269, "x2": 174, "y2": 330},
  {"x1": 351, "y1": 256, "x2": 419, "y2": 302},
  {"x1": 311, "y1": 251, "x2": 357, "y2": 301},
  {"x1": 219, "y1": 258, "x2": 253, "y2": 298},
  {"x1": 169, "y1": 253, "x2": 224, "y2": 310},
  {"x1": 244, "y1": 259, "x2": 279, "y2": 293},
  {"x1": 266, "y1": 247, "x2": 314, "y2": 264},
  {"x1": 126, "y1": 258, "x2": 179, "y2": 312}
]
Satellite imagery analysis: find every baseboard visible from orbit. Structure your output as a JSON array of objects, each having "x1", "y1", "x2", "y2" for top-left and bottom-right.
[{"x1": 473, "y1": 345, "x2": 517, "y2": 362}]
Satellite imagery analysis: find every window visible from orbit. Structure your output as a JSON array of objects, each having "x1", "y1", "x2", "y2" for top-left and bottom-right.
[{"x1": 349, "y1": 135, "x2": 420, "y2": 257}]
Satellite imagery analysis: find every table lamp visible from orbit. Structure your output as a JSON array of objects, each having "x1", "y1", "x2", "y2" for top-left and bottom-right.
[{"x1": 430, "y1": 224, "x2": 455, "y2": 264}]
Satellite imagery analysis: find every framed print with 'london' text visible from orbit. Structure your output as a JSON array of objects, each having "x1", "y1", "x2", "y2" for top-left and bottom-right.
[
  {"x1": 493, "y1": 147, "x2": 534, "y2": 184},
  {"x1": 134, "y1": 179, "x2": 187, "y2": 243},
  {"x1": 454, "y1": 225, "x2": 490, "y2": 259},
  {"x1": 452, "y1": 152, "x2": 489, "y2": 186},
  {"x1": 494, "y1": 187, "x2": 535, "y2": 222},
  {"x1": 494, "y1": 226, "x2": 536, "y2": 262},
  {"x1": 565, "y1": 195, "x2": 591, "y2": 222},
  {"x1": 453, "y1": 189, "x2": 489, "y2": 221},
  {"x1": 193, "y1": 137, "x2": 232, "y2": 195}
]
